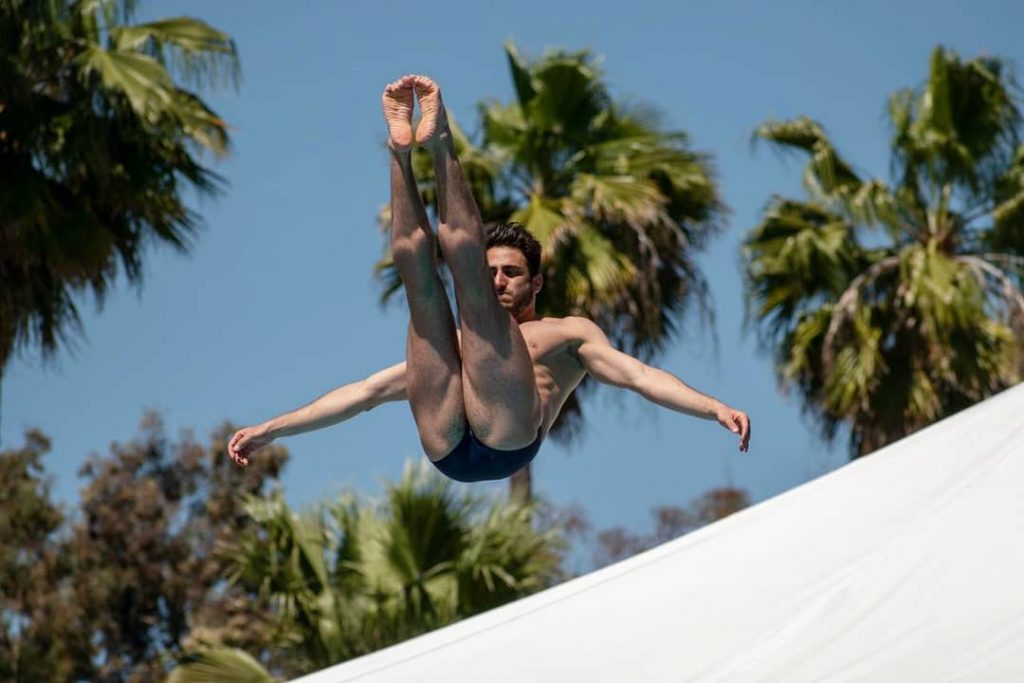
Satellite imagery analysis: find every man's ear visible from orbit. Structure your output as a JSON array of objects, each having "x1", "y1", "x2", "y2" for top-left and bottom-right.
[{"x1": 532, "y1": 273, "x2": 544, "y2": 294}]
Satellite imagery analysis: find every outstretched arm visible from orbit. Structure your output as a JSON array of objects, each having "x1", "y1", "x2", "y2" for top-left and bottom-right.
[
  {"x1": 573, "y1": 319, "x2": 751, "y2": 451},
  {"x1": 228, "y1": 362, "x2": 407, "y2": 465}
]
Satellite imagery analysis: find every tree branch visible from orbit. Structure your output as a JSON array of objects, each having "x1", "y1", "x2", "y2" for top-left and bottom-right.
[{"x1": 822, "y1": 255, "x2": 901, "y2": 373}]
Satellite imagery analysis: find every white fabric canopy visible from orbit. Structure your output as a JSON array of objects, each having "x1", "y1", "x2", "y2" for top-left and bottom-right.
[{"x1": 294, "y1": 383, "x2": 1024, "y2": 682}]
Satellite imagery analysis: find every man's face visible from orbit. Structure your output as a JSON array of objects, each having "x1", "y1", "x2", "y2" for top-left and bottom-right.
[{"x1": 486, "y1": 246, "x2": 540, "y2": 318}]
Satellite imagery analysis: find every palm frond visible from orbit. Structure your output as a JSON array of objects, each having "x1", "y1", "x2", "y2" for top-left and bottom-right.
[
  {"x1": 509, "y1": 193, "x2": 567, "y2": 248},
  {"x1": 844, "y1": 179, "x2": 901, "y2": 231},
  {"x1": 171, "y1": 89, "x2": 230, "y2": 154},
  {"x1": 570, "y1": 223, "x2": 637, "y2": 300},
  {"x1": 821, "y1": 255, "x2": 899, "y2": 373},
  {"x1": 111, "y1": 17, "x2": 240, "y2": 90},
  {"x1": 744, "y1": 198, "x2": 866, "y2": 338},
  {"x1": 959, "y1": 255, "x2": 1024, "y2": 319},
  {"x1": 896, "y1": 47, "x2": 1022, "y2": 196},
  {"x1": 993, "y1": 185, "x2": 1024, "y2": 226},
  {"x1": 989, "y1": 146, "x2": 1024, "y2": 250},
  {"x1": 755, "y1": 117, "x2": 862, "y2": 200},
  {"x1": 753, "y1": 117, "x2": 828, "y2": 152},
  {"x1": 571, "y1": 172, "x2": 669, "y2": 229},
  {"x1": 523, "y1": 48, "x2": 606, "y2": 135},
  {"x1": 75, "y1": 45, "x2": 175, "y2": 123},
  {"x1": 504, "y1": 40, "x2": 537, "y2": 107},
  {"x1": 167, "y1": 647, "x2": 274, "y2": 683}
]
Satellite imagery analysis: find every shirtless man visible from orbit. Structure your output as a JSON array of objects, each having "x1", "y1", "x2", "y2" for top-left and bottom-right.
[{"x1": 228, "y1": 74, "x2": 750, "y2": 481}]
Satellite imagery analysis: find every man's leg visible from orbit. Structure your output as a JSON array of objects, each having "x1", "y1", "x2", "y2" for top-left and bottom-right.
[
  {"x1": 413, "y1": 75, "x2": 542, "y2": 450},
  {"x1": 382, "y1": 76, "x2": 465, "y2": 459}
]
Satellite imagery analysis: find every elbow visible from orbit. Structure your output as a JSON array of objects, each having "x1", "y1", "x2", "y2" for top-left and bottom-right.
[
  {"x1": 360, "y1": 369, "x2": 404, "y2": 410},
  {"x1": 630, "y1": 366, "x2": 657, "y2": 399}
]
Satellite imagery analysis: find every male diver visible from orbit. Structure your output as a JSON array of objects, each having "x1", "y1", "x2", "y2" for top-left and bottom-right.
[{"x1": 228, "y1": 75, "x2": 750, "y2": 481}]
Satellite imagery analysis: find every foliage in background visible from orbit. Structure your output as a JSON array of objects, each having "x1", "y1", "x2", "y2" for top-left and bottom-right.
[
  {"x1": 170, "y1": 462, "x2": 565, "y2": 680},
  {"x1": 376, "y1": 42, "x2": 726, "y2": 500},
  {"x1": 0, "y1": 0, "x2": 238, "y2": 383},
  {"x1": 2, "y1": 414, "x2": 749, "y2": 682},
  {"x1": 0, "y1": 413, "x2": 287, "y2": 682},
  {"x1": 0, "y1": 430, "x2": 87, "y2": 681},
  {"x1": 744, "y1": 46, "x2": 1024, "y2": 456},
  {"x1": 590, "y1": 487, "x2": 750, "y2": 568}
]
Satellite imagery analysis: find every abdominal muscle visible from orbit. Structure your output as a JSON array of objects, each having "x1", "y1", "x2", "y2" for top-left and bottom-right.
[{"x1": 519, "y1": 319, "x2": 587, "y2": 434}]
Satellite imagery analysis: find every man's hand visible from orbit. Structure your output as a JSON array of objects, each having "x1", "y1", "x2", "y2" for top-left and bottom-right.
[
  {"x1": 715, "y1": 405, "x2": 751, "y2": 452},
  {"x1": 228, "y1": 424, "x2": 274, "y2": 466}
]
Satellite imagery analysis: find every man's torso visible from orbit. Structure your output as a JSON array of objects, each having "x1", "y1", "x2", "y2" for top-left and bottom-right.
[{"x1": 516, "y1": 317, "x2": 589, "y2": 434}]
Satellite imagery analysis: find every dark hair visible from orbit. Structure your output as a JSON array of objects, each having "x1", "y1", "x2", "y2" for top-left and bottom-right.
[{"x1": 485, "y1": 222, "x2": 542, "y2": 277}]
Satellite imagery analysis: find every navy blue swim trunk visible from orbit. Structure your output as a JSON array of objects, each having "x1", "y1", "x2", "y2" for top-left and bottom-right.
[{"x1": 430, "y1": 428, "x2": 543, "y2": 483}]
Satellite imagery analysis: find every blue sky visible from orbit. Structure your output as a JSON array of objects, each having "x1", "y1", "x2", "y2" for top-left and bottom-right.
[{"x1": 6, "y1": 0, "x2": 1022, "y2": 558}]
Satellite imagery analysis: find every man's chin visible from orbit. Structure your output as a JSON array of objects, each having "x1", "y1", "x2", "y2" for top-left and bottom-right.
[
  {"x1": 496, "y1": 294, "x2": 532, "y2": 318},
  {"x1": 499, "y1": 300, "x2": 522, "y2": 315}
]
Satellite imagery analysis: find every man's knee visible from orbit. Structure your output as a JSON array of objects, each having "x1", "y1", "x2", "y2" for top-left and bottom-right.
[
  {"x1": 437, "y1": 226, "x2": 484, "y2": 260},
  {"x1": 391, "y1": 235, "x2": 434, "y2": 270},
  {"x1": 418, "y1": 425, "x2": 463, "y2": 460}
]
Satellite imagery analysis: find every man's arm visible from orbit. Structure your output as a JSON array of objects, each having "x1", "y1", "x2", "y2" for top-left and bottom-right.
[
  {"x1": 228, "y1": 362, "x2": 407, "y2": 465},
  {"x1": 572, "y1": 319, "x2": 751, "y2": 451}
]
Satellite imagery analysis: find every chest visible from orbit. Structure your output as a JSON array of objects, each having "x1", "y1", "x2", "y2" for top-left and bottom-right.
[{"x1": 518, "y1": 320, "x2": 582, "y2": 378}]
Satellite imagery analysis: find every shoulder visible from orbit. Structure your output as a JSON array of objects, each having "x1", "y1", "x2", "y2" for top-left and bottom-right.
[
  {"x1": 564, "y1": 316, "x2": 608, "y2": 342},
  {"x1": 540, "y1": 316, "x2": 609, "y2": 348}
]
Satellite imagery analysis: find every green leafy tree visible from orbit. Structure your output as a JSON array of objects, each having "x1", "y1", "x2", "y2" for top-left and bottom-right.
[
  {"x1": 172, "y1": 462, "x2": 565, "y2": 680},
  {"x1": 0, "y1": 0, "x2": 238, "y2": 421},
  {"x1": 0, "y1": 431, "x2": 92, "y2": 681},
  {"x1": 0, "y1": 414, "x2": 287, "y2": 682},
  {"x1": 377, "y1": 43, "x2": 726, "y2": 500},
  {"x1": 73, "y1": 414, "x2": 288, "y2": 680},
  {"x1": 744, "y1": 46, "x2": 1024, "y2": 456}
]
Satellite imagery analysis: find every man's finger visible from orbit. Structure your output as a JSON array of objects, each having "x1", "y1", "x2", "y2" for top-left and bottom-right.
[{"x1": 725, "y1": 414, "x2": 739, "y2": 433}]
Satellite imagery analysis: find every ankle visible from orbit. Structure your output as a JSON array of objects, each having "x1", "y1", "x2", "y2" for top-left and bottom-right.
[
  {"x1": 423, "y1": 129, "x2": 454, "y2": 157},
  {"x1": 388, "y1": 142, "x2": 412, "y2": 157}
]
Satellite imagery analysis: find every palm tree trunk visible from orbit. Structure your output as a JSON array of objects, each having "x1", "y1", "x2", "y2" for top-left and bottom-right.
[{"x1": 509, "y1": 464, "x2": 532, "y2": 503}]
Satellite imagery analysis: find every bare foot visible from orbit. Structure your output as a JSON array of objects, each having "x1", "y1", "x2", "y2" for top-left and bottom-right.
[
  {"x1": 382, "y1": 75, "x2": 415, "y2": 152},
  {"x1": 412, "y1": 75, "x2": 449, "y2": 147}
]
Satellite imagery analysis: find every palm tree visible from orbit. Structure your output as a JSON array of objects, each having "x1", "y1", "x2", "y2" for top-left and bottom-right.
[
  {"x1": 377, "y1": 42, "x2": 726, "y2": 500},
  {"x1": 169, "y1": 462, "x2": 564, "y2": 680},
  {"x1": 744, "y1": 46, "x2": 1024, "y2": 457},
  {"x1": 0, "y1": 0, "x2": 238, "y2": 421}
]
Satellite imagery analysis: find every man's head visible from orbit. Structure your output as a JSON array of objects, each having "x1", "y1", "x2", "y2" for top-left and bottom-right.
[
  {"x1": 485, "y1": 222, "x2": 541, "y2": 277},
  {"x1": 485, "y1": 222, "x2": 543, "y2": 320}
]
